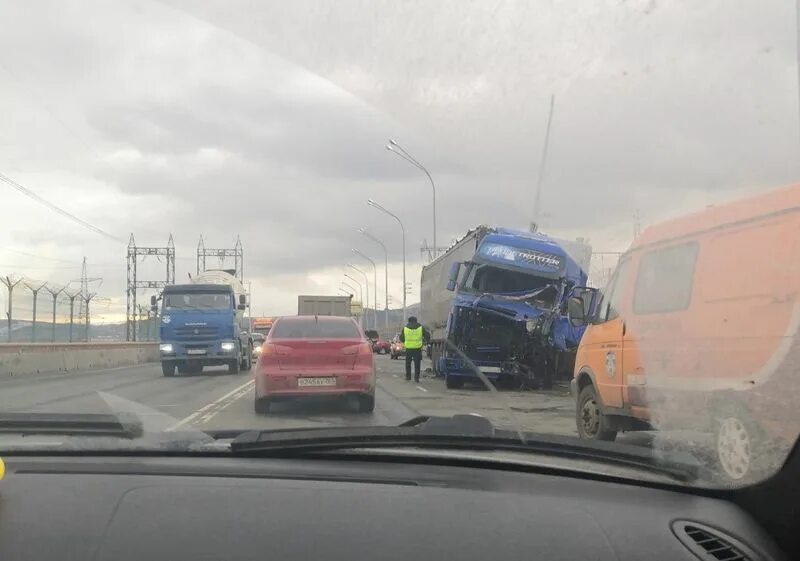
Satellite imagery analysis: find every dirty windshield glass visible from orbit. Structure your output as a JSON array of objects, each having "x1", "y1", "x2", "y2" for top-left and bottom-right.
[
  {"x1": 271, "y1": 318, "x2": 361, "y2": 339},
  {"x1": 1, "y1": 0, "x2": 798, "y2": 489},
  {"x1": 165, "y1": 293, "x2": 231, "y2": 310}
]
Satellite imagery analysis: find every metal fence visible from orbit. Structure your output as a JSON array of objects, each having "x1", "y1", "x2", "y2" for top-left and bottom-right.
[{"x1": 0, "y1": 274, "x2": 124, "y2": 343}]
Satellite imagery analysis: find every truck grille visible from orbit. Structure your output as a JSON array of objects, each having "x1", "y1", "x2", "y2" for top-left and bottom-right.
[{"x1": 173, "y1": 326, "x2": 220, "y2": 341}]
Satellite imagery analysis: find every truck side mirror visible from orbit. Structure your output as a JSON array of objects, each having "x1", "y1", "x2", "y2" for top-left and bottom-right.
[
  {"x1": 150, "y1": 294, "x2": 158, "y2": 312},
  {"x1": 567, "y1": 296, "x2": 585, "y2": 327},
  {"x1": 237, "y1": 294, "x2": 247, "y2": 310},
  {"x1": 446, "y1": 262, "x2": 462, "y2": 291}
]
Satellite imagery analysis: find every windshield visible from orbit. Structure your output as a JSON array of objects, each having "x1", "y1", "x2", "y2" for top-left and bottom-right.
[
  {"x1": 271, "y1": 318, "x2": 361, "y2": 339},
  {"x1": 164, "y1": 293, "x2": 232, "y2": 310},
  {"x1": 462, "y1": 263, "x2": 555, "y2": 297},
  {"x1": 1, "y1": 0, "x2": 798, "y2": 490}
]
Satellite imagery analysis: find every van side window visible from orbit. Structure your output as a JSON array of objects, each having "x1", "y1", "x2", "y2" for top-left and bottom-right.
[
  {"x1": 633, "y1": 242, "x2": 699, "y2": 314},
  {"x1": 595, "y1": 259, "x2": 631, "y2": 323}
]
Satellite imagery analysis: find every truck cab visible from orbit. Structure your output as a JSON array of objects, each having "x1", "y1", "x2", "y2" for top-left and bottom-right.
[
  {"x1": 157, "y1": 283, "x2": 252, "y2": 376},
  {"x1": 434, "y1": 228, "x2": 595, "y2": 389}
]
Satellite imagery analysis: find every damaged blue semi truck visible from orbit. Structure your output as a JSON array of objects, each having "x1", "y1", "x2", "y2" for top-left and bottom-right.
[{"x1": 421, "y1": 226, "x2": 597, "y2": 390}]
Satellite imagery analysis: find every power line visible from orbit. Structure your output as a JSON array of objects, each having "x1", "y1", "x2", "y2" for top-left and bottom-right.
[
  {"x1": 0, "y1": 246, "x2": 80, "y2": 263},
  {"x1": 0, "y1": 172, "x2": 124, "y2": 243}
]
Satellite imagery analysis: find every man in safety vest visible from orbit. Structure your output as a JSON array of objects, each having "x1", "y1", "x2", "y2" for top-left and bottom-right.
[{"x1": 399, "y1": 316, "x2": 430, "y2": 382}]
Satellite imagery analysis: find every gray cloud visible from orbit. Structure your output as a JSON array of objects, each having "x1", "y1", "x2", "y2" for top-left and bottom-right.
[{"x1": 1, "y1": 0, "x2": 798, "y2": 315}]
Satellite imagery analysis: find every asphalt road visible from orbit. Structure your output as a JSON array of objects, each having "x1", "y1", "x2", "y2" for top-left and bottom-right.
[
  {"x1": 0, "y1": 353, "x2": 706, "y2": 451},
  {"x1": 0, "y1": 354, "x2": 579, "y2": 433}
]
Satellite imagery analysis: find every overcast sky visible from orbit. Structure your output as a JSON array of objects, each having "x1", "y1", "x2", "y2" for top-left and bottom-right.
[{"x1": 1, "y1": 0, "x2": 798, "y2": 320}]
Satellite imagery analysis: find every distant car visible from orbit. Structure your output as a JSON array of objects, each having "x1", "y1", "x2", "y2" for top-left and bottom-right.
[
  {"x1": 372, "y1": 339, "x2": 391, "y2": 354},
  {"x1": 390, "y1": 334, "x2": 405, "y2": 359},
  {"x1": 251, "y1": 334, "x2": 266, "y2": 358},
  {"x1": 254, "y1": 316, "x2": 376, "y2": 414}
]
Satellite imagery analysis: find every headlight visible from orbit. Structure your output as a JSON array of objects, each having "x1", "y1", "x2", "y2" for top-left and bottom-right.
[
  {"x1": 159, "y1": 343, "x2": 174, "y2": 353},
  {"x1": 221, "y1": 341, "x2": 236, "y2": 352},
  {"x1": 253, "y1": 345, "x2": 262, "y2": 355},
  {"x1": 525, "y1": 319, "x2": 537, "y2": 333}
]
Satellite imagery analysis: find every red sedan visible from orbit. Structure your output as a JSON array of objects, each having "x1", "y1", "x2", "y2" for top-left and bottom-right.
[{"x1": 254, "y1": 316, "x2": 376, "y2": 414}]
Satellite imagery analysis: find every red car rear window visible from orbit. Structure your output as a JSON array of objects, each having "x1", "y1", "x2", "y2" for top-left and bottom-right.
[{"x1": 272, "y1": 318, "x2": 361, "y2": 339}]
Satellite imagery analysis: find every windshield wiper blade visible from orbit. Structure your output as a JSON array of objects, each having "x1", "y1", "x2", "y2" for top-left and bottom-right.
[
  {"x1": 230, "y1": 415, "x2": 701, "y2": 482},
  {"x1": 0, "y1": 412, "x2": 143, "y2": 439}
]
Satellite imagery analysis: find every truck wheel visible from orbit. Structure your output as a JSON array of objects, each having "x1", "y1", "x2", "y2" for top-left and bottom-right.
[
  {"x1": 161, "y1": 363, "x2": 175, "y2": 377},
  {"x1": 228, "y1": 359, "x2": 240, "y2": 375},
  {"x1": 445, "y1": 375, "x2": 464, "y2": 390},
  {"x1": 254, "y1": 397, "x2": 271, "y2": 414},
  {"x1": 576, "y1": 384, "x2": 617, "y2": 441},
  {"x1": 358, "y1": 394, "x2": 375, "y2": 413}
]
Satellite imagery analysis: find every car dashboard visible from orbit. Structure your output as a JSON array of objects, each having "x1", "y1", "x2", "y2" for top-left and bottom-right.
[{"x1": 0, "y1": 455, "x2": 788, "y2": 561}]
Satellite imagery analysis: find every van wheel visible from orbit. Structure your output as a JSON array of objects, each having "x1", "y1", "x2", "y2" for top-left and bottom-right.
[
  {"x1": 576, "y1": 384, "x2": 617, "y2": 441},
  {"x1": 713, "y1": 404, "x2": 766, "y2": 483},
  {"x1": 228, "y1": 359, "x2": 240, "y2": 375},
  {"x1": 161, "y1": 363, "x2": 175, "y2": 377}
]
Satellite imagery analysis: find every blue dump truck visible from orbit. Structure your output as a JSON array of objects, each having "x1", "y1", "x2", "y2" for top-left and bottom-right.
[
  {"x1": 421, "y1": 226, "x2": 596, "y2": 390},
  {"x1": 155, "y1": 270, "x2": 253, "y2": 377}
]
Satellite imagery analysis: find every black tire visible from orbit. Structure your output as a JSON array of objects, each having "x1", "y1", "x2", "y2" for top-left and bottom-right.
[
  {"x1": 254, "y1": 397, "x2": 271, "y2": 415},
  {"x1": 576, "y1": 384, "x2": 617, "y2": 441},
  {"x1": 445, "y1": 375, "x2": 464, "y2": 390},
  {"x1": 358, "y1": 394, "x2": 375, "y2": 413},
  {"x1": 228, "y1": 359, "x2": 240, "y2": 375},
  {"x1": 161, "y1": 362, "x2": 175, "y2": 377}
]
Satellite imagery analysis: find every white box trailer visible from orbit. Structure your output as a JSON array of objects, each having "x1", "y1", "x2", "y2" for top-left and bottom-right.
[{"x1": 297, "y1": 295, "x2": 352, "y2": 317}]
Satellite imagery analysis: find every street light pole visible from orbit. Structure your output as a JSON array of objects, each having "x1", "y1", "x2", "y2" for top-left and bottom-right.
[
  {"x1": 359, "y1": 228, "x2": 389, "y2": 330},
  {"x1": 347, "y1": 264, "x2": 370, "y2": 329},
  {"x1": 342, "y1": 276, "x2": 363, "y2": 327},
  {"x1": 367, "y1": 199, "x2": 407, "y2": 323},
  {"x1": 352, "y1": 249, "x2": 377, "y2": 332},
  {"x1": 386, "y1": 139, "x2": 436, "y2": 258}
]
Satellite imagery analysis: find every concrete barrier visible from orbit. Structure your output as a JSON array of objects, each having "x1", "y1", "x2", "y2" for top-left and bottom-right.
[{"x1": 0, "y1": 342, "x2": 159, "y2": 377}]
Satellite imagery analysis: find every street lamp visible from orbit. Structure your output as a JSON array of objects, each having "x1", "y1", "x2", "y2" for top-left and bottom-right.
[
  {"x1": 367, "y1": 199, "x2": 407, "y2": 323},
  {"x1": 359, "y1": 228, "x2": 389, "y2": 330},
  {"x1": 346, "y1": 264, "x2": 370, "y2": 329},
  {"x1": 386, "y1": 138, "x2": 437, "y2": 258},
  {"x1": 352, "y1": 248, "x2": 377, "y2": 332},
  {"x1": 342, "y1": 276, "x2": 364, "y2": 327}
]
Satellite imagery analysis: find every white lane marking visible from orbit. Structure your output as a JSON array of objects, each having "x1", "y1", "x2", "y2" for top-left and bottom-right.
[
  {"x1": 415, "y1": 385, "x2": 428, "y2": 392},
  {"x1": 392, "y1": 374, "x2": 398, "y2": 378},
  {"x1": 196, "y1": 382, "x2": 253, "y2": 425},
  {"x1": 166, "y1": 379, "x2": 254, "y2": 431}
]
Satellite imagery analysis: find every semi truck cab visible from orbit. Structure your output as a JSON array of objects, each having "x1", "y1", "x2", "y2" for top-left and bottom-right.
[
  {"x1": 156, "y1": 283, "x2": 252, "y2": 377},
  {"x1": 434, "y1": 229, "x2": 596, "y2": 389}
]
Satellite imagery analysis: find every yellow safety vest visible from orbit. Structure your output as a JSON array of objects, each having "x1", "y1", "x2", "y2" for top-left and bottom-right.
[{"x1": 403, "y1": 326, "x2": 424, "y2": 350}]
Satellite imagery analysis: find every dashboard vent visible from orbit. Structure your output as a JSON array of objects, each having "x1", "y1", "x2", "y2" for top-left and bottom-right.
[{"x1": 672, "y1": 521, "x2": 759, "y2": 561}]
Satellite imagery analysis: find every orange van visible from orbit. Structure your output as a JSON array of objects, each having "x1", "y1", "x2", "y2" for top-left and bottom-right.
[{"x1": 572, "y1": 183, "x2": 800, "y2": 482}]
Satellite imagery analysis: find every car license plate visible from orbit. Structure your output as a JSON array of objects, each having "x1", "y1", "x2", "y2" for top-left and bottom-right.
[
  {"x1": 298, "y1": 377, "x2": 337, "y2": 387},
  {"x1": 186, "y1": 349, "x2": 207, "y2": 355},
  {"x1": 481, "y1": 366, "x2": 502, "y2": 373}
]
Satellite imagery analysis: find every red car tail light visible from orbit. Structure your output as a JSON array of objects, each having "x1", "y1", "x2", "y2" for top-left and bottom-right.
[
  {"x1": 342, "y1": 343, "x2": 372, "y2": 355},
  {"x1": 257, "y1": 343, "x2": 292, "y2": 368}
]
